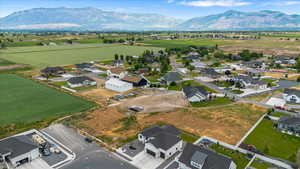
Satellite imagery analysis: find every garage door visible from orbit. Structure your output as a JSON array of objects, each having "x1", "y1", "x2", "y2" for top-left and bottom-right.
[{"x1": 146, "y1": 149, "x2": 156, "y2": 157}]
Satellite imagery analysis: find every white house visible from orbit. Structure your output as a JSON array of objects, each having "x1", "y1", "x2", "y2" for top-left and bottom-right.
[
  {"x1": 177, "y1": 143, "x2": 237, "y2": 169},
  {"x1": 105, "y1": 78, "x2": 133, "y2": 92},
  {"x1": 67, "y1": 76, "x2": 97, "y2": 88},
  {"x1": 107, "y1": 68, "x2": 127, "y2": 79},
  {"x1": 283, "y1": 88, "x2": 300, "y2": 103},
  {"x1": 138, "y1": 125, "x2": 182, "y2": 160},
  {"x1": 0, "y1": 135, "x2": 40, "y2": 168}
]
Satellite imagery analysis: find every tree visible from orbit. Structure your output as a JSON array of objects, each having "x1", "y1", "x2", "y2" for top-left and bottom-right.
[
  {"x1": 170, "y1": 81, "x2": 177, "y2": 86},
  {"x1": 120, "y1": 55, "x2": 124, "y2": 61},
  {"x1": 225, "y1": 70, "x2": 231, "y2": 76},
  {"x1": 114, "y1": 54, "x2": 119, "y2": 60},
  {"x1": 235, "y1": 82, "x2": 242, "y2": 89}
]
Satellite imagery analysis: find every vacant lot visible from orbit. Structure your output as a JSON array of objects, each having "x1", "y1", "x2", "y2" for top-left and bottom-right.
[
  {"x1": 80, "y1": 102, "x2": 266, "y2": 146},
  {"x1": 0, "y1": 74, "x2": 95, "y2": 125},
  {"x1": 244, "y1": 120, "x2": 300, "y2": 162},
  {"x1": 0, "y1": 43, "x2": 162, "y2": 68},
  {"x1": 117, "y1": 91, "x2": 189, "y2": 113}
]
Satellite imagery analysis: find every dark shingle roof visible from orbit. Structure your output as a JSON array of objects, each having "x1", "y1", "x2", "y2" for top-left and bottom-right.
[
  {"x1": 284, "y1": 88, "x2": 300, "y2": 98},
  {"x1": 67, "y1": 76, "x2": 95, "y2": 84},
  {"x1": 148, "y1": 132, "x2": 181, "y2": 151},
  {"x1": 178, "y1": 143, "x2": 233, "y2": 169},
  {"x1": 41, "y1": 67, "x2": 64, "y2": 73},
  {"x1": 75, "y1": 63, "x2": 93, "y2": 69},
  {"x1": 141, "y1": 125, "x2": 181, "y2": 138},
  {"x1": 278, "y1": 117, "x2": 300, "y2": 125},
  {"x1": 163, "y1": 72, "x2": 181, "y2": 82},
  {"x1": 0, "y1": 135, "x2": 38, "y2": 158},
  {"x1": 201, "y1": 68, "x2": 220, "y2": 77},
  {"x1": 183, "y1": 86, "x2": 209, "y2": 98}
]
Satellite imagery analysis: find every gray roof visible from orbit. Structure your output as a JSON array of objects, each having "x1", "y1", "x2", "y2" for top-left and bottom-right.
[
  {"x1": 0, "y1": 135, "x2": 38, "y2": 159},
  {"x1": 67, "y1": 76, "x2": 95, "y2": 84},
  {"x1": 148, "y1": 132, "x2": 181, "y2": 151},
  {"x1": 183, "y1": 86, "x2": 209, "y2": 98},
  {"x1": 75, "y1": 63, "x2": 93, "y2": 69},
  {"x1": 178, "y1": 143, "x2": 233, "y2": 169},
  {"x1": 201, "y1": 68, "x2": 220, "y2": 77},
  {"x1": 235, "y1": 75, "x2": 266, "y2": 85},
  {"x1": 284, "y1": 88, "x2": 300, "y2": 97},
  {"x1": 141, "y1": 125, "x2": 181, "y2": 138},
  {"x1": 278, "y1": 117, "x2": 300, "y2": 125},
  {"x1": 41, "y1": 67, "x2": 64, "y2": 73},
  {"x1": 163, "y1": 72, "x2": 181, "y2": 82},
  {"x1": 191, "y1": 151, "x2": 208, "y2": 167}
]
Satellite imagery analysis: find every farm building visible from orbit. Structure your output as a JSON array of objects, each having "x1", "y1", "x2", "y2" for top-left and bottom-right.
[
  {"x1": 121, "y1": 75, "x2": 149, "y2": 87},
  {"x1": 177, "y1": 143, "x2": 236, "y2": 169},
  {"x1": 105, "y1": 78, "x2": 133, "y2": 92},
  {"x1": 0, "y1": 135, "x2": 39, "y2": 168},
  {"x1": 138, "y1": 125, "x2": 182, "y2": 160},
  {"x1": 67, "y1": 76, "x2": 96, "y2": 88},
  {"x1": 107, "y1": 68, "x2": 127, "y2": 79},
  {"x1": 283, "y1": 89, "x2": 300, "y2": 104}
]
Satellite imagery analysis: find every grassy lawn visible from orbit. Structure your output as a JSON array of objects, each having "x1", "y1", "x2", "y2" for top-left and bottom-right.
[
  {"x1": 231, "y1": 89, "x2": 244, "y2": 94},
  {"x1": 180, "y1": 132, "x2": 199, "y2": 143},
  {"x1": 191, "y1": 97, "x2": 232, "y2": 107},
  {"x1": 143, "y1": 39, "x2": 235, "y2": 48},
  {"x1": 244, "y1": 119, "x2": 300, "y2": 162},
  {"x1": 270, "y1": 112, "x2": 291, "y2": 118},
  {"x1": 210, "y1": 144, "x2": 250, "y2": 169},
  {"x1": 0, "y1": 44, "x2": 162, "y2": 68},
  {"x1": 0, "y1": 74, "x2": 95, "y2": 125},
  {"x1": 250, "y1": 159, "x2": 274, "y2": 169}
]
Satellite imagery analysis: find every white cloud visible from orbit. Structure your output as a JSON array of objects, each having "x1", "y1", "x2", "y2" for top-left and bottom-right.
[
  {"x1": 181, "y1": 0, "x2": 251, "y2": 7},
  {"x1": 166, "y1": 0, "x2": 175, "y2": 3},
  {"x1": 284, "y1": 1, "x2": 300, "y2": 5}
]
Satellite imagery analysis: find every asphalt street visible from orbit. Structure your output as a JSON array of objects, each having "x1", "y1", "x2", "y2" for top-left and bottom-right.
[{"x1": 42, "y1": 124, "x2": 137, "y2": 169}]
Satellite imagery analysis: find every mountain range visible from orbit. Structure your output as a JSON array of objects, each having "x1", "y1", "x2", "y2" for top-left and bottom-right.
[{"x1": 1, "y1": 7, "x2": 300, "y2": 31}]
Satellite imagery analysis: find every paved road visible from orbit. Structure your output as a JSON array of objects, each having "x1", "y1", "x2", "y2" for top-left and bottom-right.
[{"x1": 42, "y1": 124, "x2": 137, "y2": 169}]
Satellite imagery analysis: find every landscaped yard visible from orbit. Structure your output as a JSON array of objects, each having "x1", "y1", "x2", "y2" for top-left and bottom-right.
[
  {"x1": 244, "y1": 119, "x2": 300, "y2": 162},
  {"x1": 250, "y1": 159, "x2": 275, "y2": 169},
  {"x1": 0, "y1": 43, "x2": 162, "y2": 68},
  {"x1": 0, "y1": 74, "x2": 95, "y2": 125},
  {"x1": 191, "y1": 97, "x2": 232, "y2": 107},
  {"x1": 168, "y1": 80, "x2": 218, "y2": 93},
  {"x1": 210, "y1": 144, "x2": 250, "y2": 169}
]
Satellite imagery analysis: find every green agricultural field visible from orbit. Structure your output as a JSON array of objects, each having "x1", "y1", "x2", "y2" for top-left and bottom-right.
[
  {"x1": 0, "y1": 43, "x2": 162, "y2": 68},
  {"x1": 244, "y1": 119, "x2": 300, "y2": 162},
  {"x1": 0, "y1": 74, "x2": 95, "y2": 125},
  {"x1": 143, "y1": 39, "x2": 235, "y2": 48}
]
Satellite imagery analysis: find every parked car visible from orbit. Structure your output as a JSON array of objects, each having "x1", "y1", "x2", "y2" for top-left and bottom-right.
[
  {"x1": 85, "y1": 137, "x2": 93, "y2": 143},
  {"x1": 42, "y1": 148, "x2": 51, "y2": 156}
]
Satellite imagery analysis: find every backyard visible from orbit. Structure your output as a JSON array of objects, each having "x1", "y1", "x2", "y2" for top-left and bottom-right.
[
  {"x1": 0, "y1": 43, "x2": 163, "y2": 68},
  {"x1": 244, "y1": 119, "x2": 300, "y2": 162},
  {"x1": 0, "y1": 74, "x2": 95, "y2": 125}
]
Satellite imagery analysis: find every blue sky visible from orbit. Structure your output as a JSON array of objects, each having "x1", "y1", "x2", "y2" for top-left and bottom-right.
[{"x1": 1, "y1": 0, "x2": 300, "y2": 19}]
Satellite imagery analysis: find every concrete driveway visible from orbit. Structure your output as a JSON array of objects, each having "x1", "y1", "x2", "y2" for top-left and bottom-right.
[
  {"x1": 274, "y1": 80, "x2": 300, "y2": 90},
  {"x1": 42, "y1": 124, "x2": 137, "y2": 169},
  {"x1": 131, "y1": 152, "x2": 164, "y2": 169}
]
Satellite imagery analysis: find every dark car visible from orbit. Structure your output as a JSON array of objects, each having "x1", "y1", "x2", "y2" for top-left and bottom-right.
[
  {"x1": 42, "y1": 148, "x2": 51, "y2": 156},
  {"x1": 85, "y1": 137, "x2": 93, "y2": 143}
]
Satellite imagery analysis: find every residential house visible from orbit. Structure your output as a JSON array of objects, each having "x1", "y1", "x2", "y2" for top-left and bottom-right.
[
  {"x1": 105, "y1": 78, "x2": 133, "y2": 92},
  {"x1": 0, "y1": 135, "x2": 39, "y2": 168},
  {"x1": 231, "y1": 75, "x2": 268, "y2": 89},
  {"x1": 200, "y1": 68, "x2": 221, "y2": 79},
  {"x1": 150, "y1": 63, "x2": 161, "y2": 72},
  {"x1": 138, "y1": 125, "x2": 182, "y2": 160},
  {"x1": 113, "y1": 60, "x2": 125, "y2": 67},
  {"x1": 182, "y1": 86, "x2": 212, "y2": 102},
  {"x1": 121, "y1": 75, "x2": 149, "y2": 87},
  {"x1": 191, "y1": 62, "x2": 207, "y2": 69},
  {"x1": 107, "y1": 68, "x2": 127, "y2": 79},
  {"x1": 283, "y1": 89, "x2": 300, "y2": 103},
  {"x1": 67, "y1": 76, "x2": 96, "y2": 88},
  {"x1": 246, "y1": 69, "x2": 261, "y2": 77},
  {"x1": 41, "y1": 67, "x2": 65, "y2": 77},
  {"x1": 243, "y1": 61, "x2": 266, "y2": 69},
  {"x1": 277, "y1": 117, "x2": 300, "y2": 136},
  {"x1": 161, "y1": 72, "x2": 182, "y2": 85},
  {"x1": 177, "y1": 143, "x2": 237, "y2": 169}
]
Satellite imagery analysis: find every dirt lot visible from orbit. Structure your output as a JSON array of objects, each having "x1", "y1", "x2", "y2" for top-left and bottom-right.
[
  {"x1": 79, "y1": 88, "x2": 118, "y2": 105},
  {"x1": 0, "y1": 64, "x2": 26, "y2": 70},
  {"x1": 79, "y1": 102, "x2": 266, "y2": 145},
  {"x1": 117, "y1": 91, "x2": 189, "y2": 113},
  {"x1": 247, "y1": 90, "x2": 283, "y2": 102}
]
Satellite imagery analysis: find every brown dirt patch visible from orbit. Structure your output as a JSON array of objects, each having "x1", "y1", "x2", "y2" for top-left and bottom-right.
[
  {"x1": 79, "y1": 88, "x2": 118, "y2": 105},
  {"x1": 80, "y1": 102, "x2": 266, "y2": 145},
  {"x1": 117, "y1": 91, "x2": 189, "y2": 113},
  {"x1": 0, "y1": 64, "x2": 26, "y2": 70}
]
